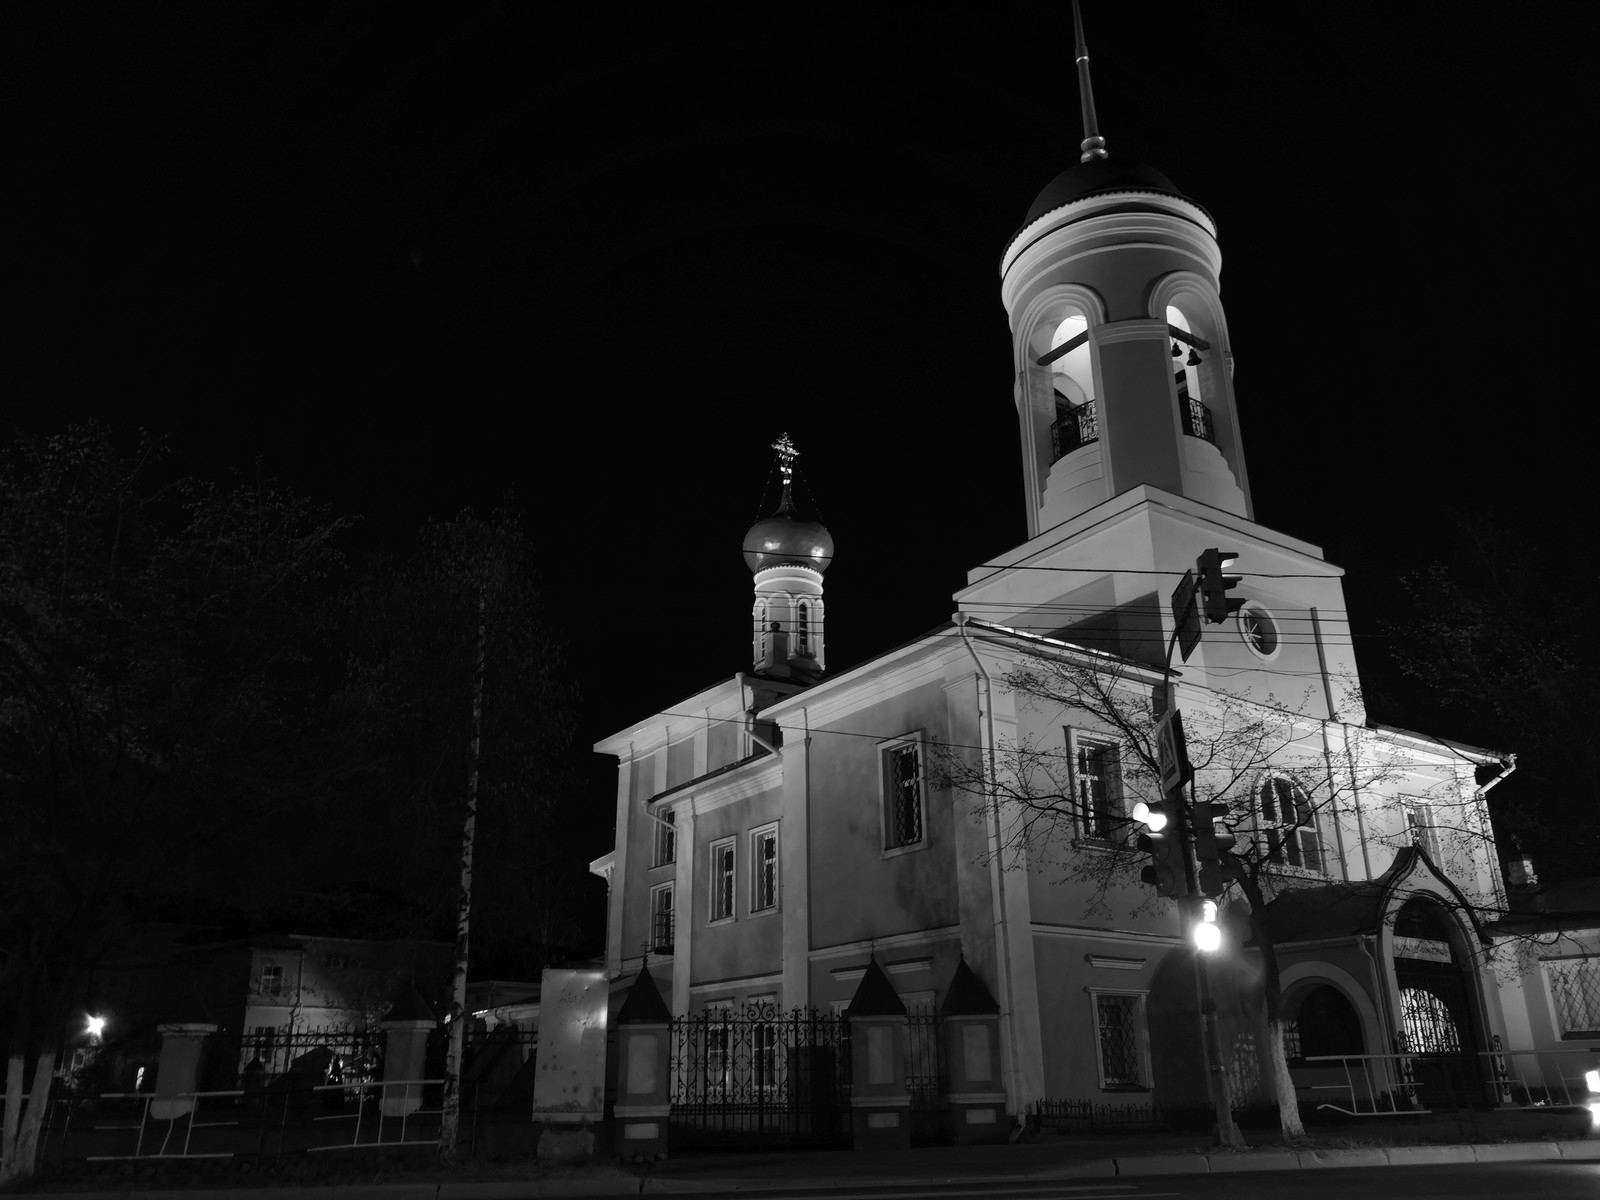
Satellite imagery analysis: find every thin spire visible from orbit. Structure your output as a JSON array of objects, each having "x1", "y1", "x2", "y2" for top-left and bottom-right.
[{"x1": 1072, "y1": 0, "x2": 1108, "y2": 163}]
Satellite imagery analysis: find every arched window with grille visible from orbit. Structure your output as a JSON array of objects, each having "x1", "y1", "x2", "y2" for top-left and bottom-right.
[{"x1": 796, "y1": 601, "x2": 810, "y2": 656}]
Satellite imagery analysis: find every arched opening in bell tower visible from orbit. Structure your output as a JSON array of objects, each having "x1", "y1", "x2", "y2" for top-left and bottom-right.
[
  {"x1": 1166, "y1": 305, "x2": 1212, "y2": 444},
  {"x1": 1047, "y1": 311, "x2": 1097, "y2": 461}
]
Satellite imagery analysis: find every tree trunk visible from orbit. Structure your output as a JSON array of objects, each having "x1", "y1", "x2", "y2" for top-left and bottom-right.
[
  {"x1": 0, "y1": 1049, "x2": 56, "y2": 1187},
  {"x1": 1245, "y1": 883, "x2": 1306, "y2": 1140},
  {"x1": 439, "y1": 587, "x2": 486, "y2": 1161}
]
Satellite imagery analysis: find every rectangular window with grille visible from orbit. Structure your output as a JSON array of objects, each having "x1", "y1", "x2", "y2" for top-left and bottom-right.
[
  {"x1": 751, "y1": 825, "x2": 778, "y2": 911},
  {"x1": 1069, "y1": 731, "x2": 1122, "y2": 840},
  {"x1": 882, "y1": 737, "x2": 925, "y2": 850},
  {"x1": 710, "y1": 839, "x2": 736, "y2": 922},
  {"x1": 650, "y1": 882, "x2": 675, "y2": 953},
  {"x1": 259, "y1": 964, "x2": 284, "y2": 996},
  {"x1": 1260, "y1": 777, "x2": 1324, "y2": 874},
  {"x1": 1091, "y1": 991, "x2": 1150, "y2": 1089},
  {"x1": 654, "y1": 808, "x2": 676, "y2": 866},
  {"x1": 1403, "y1": 799, "x2": 1440, "y2": 863},
  {"x1": 1545, "y1": 958, "x2": 1600, "y2": 1038}
]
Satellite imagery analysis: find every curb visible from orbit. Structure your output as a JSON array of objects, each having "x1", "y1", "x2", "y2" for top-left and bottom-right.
[{"x1": 15, "y1": 1141, "x2": 1600, "y2": 1200}]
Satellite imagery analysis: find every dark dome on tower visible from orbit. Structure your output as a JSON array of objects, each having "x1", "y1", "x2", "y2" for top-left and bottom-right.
[
  {"x1": 743, "y1": 494, "x2": 833, "y2": 574},
  {"x1": 1022, "y1": 158, "x2": 1189, "y2": 227}
]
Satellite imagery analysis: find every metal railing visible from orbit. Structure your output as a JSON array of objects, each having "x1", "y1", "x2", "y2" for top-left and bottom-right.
[
  {"x1": 1300, "y1": 1045, "x2": 1600, "y2": 1117},
  {"x1": 304, "y1": 1078, "x2": 444, "y2": 1151},
  {"x1": 1050, "y1": 402, "x2": 1098, "y2": 462},
  {"x1": 1480, "y1": 1044, "x2": 1600, "y2": 1110},
  {"x1": 85, "y1": 1089, "x2": 244, "y2": 1161},
  {"x1": 1180, "y1": 394, "x2": 1215, "y2": 443}
]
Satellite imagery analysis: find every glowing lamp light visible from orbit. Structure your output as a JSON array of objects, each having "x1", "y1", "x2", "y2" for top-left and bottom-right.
[
  {"x1": 1192, "y1": 900, "x2": 1222, "y2": 953},
  {"x1": 1131, "y1": 801, "x2": 1167, "y2": 833},
  {"x1": 1586, "y1": 1069, "x2": 1600, "y2": 1094},
  {"x1": 1590, "y1": 1102, "x2": 1600, "y2": 1129},
  {"x1": 85, "y1": 1014, "x2": 106, "y2": 1039}
]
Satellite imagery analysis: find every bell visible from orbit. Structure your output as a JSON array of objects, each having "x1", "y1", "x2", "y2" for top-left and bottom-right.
[
  {"x1": 1171, "y1": 341, "x2": 1182, "y2": 358},
  {"x1": 1187, "y1": 348, "x2": 1203, "y2": 366}
]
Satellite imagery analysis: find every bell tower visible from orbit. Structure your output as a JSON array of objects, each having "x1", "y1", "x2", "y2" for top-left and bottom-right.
[
  {"x1": 1000, "y1": 3, "x2": 1251, "y2": 540},
  {"x1": 958, "y1": 1, "x2": 1364, "y2": 724},
  {"x1": 742, "y1": 434, "x2": 833, "y2": 683}
]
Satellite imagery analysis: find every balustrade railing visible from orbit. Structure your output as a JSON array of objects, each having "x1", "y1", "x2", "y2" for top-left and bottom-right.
[
  {"x1": 1050, "y1": 402, "x2": 1097, "y2": 462},
  {"x1": 1180, "y1": 394, "x2": 1215, "y2": 443}
]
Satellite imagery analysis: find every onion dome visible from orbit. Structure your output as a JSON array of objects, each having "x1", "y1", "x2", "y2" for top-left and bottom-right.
[
  {"x1": 1021, "y1": 158, "x2": 1188, "y2": 227},
  {"x1": 742, "y1": 433, "x2": 834, "y2": 574}
]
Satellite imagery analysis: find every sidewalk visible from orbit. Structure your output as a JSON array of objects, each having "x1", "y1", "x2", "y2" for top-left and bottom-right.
[{"x1": 12, "y1": 1118, "x2": 1600, "y2": 1200}]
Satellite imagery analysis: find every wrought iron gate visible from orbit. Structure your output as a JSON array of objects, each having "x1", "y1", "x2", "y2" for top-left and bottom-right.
[
  {"x1": 1395, "y1": 958, "x2": 1482, "y2": 1106},
  {"x1": 668, "y1": 1004, "x2": 851, "y2": 1148}
]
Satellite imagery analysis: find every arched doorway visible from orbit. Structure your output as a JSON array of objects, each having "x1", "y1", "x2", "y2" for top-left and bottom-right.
[{"x1": 1392, "y1": 897, "x2": 1483, "y2": 1105}]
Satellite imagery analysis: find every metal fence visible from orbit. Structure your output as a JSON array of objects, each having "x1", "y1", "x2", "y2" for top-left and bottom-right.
[
  {"x1": 668, "y1": 1004, "x2": 851, "y2": 1148},
  {"x1": 905, "y1": 1012, "x2": 948, "y2": 1145},
  {"x1": 1031, "y1": 1098, "x2": 1169, "y2": 1133}
]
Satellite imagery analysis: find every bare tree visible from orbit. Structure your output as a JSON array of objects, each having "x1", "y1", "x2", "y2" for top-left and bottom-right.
[{"x1": 933, "y1": 645, "x2": 1475, "y2": 1141}]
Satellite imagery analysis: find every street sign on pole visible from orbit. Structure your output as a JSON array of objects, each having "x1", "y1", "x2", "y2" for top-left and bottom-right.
[
  {"x1": 1155, "y1": 708, "x2": 1193, "y2": 794},
  {"x1": 1170, "y1": 569, "x2": 1200, "y2": 662}
]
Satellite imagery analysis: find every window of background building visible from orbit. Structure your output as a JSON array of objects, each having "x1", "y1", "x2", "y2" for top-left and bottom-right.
[
  {"x1": 751, "y1": 825, "x2": 778, "y2": 911},
  {"x1": 796, "y1": 602, "x2": 810, "y2": 656},
  {"x1": 650, "y1": 882, "x2": 675, "y2": 954},
  {"x1": 710, "y1": 838, "x2": 736, "y2": 921},
  {"x1": 882, "y1": 736, "x2": 925, "y2": 851},
  {"x1": 1402, "y1": 798, "x2": 1440, "y2": 863},
  {"x1": 1068, "y1": 729, "x2": 1122, "y2": 841},
  {"x1": 259, "y1": 964, "x2": 284, "y2": 996},
  {"x1": 1259, "y1": 776, "x2": 1323, "y2": 873},
  {"x1": 1089, "y1": 990, "x2": 1151, "y2": 1090}
]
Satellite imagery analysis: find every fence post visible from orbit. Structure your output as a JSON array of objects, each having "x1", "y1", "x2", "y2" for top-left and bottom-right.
[
  {"x1": 380, "y1": 989, "x2": 439, "y2": 1117},
  {"x1": 846, "y1": 959, "x2": 909, "y2": 1151},
  {"x1": 612, "y1": 967, "x2": 672, "y2": 1161},
  {"x1": 940, "y1": 958, "x2": 1007, "y2": 1143},
  {"x1": 152, "y1": 990, "x2": 218, "y2": 1121}
]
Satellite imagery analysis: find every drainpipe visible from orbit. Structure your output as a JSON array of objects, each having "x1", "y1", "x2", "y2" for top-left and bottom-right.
[
  {"x1": 957, "y1": 614, "x2": 1024, "y2": 1127},
  {"x1": 1357, "y1": 934, "x2": 1397, "y2": 1065}
]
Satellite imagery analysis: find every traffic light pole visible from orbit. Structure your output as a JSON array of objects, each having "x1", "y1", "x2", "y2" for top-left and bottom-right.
[{"x1": 1158, "y1": 623, "x2": 1245, "y2": 1151}]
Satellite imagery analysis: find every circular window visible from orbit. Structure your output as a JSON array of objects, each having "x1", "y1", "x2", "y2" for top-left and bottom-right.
[{"x1": 1237, "y1": 604, "x2": 1279, "y2": 659}]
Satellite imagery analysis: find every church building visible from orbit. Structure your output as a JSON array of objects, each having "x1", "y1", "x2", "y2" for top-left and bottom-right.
[{"x1": 587, "y1": 14, "x2": 1552, "y2": 1136}]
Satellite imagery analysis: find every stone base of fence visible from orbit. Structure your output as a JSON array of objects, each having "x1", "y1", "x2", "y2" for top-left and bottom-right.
[{"x1": 946, "y1": 1090, "x2": 1008, "y2": 1143}]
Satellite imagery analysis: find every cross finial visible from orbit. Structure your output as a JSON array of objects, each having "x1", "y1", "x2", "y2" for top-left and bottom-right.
[
  {"x1": 1072, "y1": 0, "x2": 1108, "y2": 163},
  {"x1": 771, "y1": 432, "x2": 798, "y2": 486}
]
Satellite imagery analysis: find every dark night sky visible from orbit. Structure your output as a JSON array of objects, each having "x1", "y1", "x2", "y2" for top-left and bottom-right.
[{"x1": 8, "y1": 2, "x2": 1593, "y2": 781}]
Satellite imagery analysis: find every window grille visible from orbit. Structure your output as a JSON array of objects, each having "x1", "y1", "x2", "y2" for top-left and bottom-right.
[
  {"x1": 1073, "y1": 737, "x2": 1121, "y2": 839},
  {"x1": 1546, "y1": 958, "x2": 1600, "y2": 1037},
  {"x1": 752, "y1": 828, "x2": 778, "y2": 910},
  {"x1": 886, "y1": 743, "x2": 924, "y2": 848},
  {"x1": 1260, "y1": 777, "x2": 1322, "y2": 872},
  {"x1": 1399, "y1": 987, "x2": 1462, "y2": 1054},
  {"x1": 1095, "y1": 994, "x2": 1144, "y2": 1087},
  {"x1": 711, "y1": 840, "x2": 735, "y2": 921},
  {"x1": 650, "y1": 884, "x2": 675, "y2": 953},
  {"x1": 797, "y1": 602, "x2": 810, "y2": 656}
]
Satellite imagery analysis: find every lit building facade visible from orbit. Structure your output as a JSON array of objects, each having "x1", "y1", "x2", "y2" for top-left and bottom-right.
[{"x1": 588, "y1": 74, "x2": 1552, "y2": 1122}]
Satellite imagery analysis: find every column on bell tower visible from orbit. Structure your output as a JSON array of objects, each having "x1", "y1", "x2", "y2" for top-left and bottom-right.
[{"x1": 742, "y1": 434, "x2": 833, "y2": 683}]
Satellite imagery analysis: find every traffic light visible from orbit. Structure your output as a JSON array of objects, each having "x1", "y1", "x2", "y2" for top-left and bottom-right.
[
  {"x1": 1134, "y1": 799, "x2": 1189, "y2": 899},
  {"x1": 1192, "y1": 899, "x2": 1222, "y2": 952},
  {"x1": 1192, "y1": 801, "x2": 1237, "y2": 897},
  {"x1": 1196, "y1": 548, "x2": 1244, "y2": 625}
]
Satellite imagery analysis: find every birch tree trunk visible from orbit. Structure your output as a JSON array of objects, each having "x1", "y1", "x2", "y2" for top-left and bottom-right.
[
  {"x1": 438, "y1": 587, "x2": 485, "y2": 1160},
  {"x1": 1245, "y1": 886, "x2": 1306, "y2": 1139},
  {"x1": 0, "y1": 1050, "x2": 56, "y2": 1187}
]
